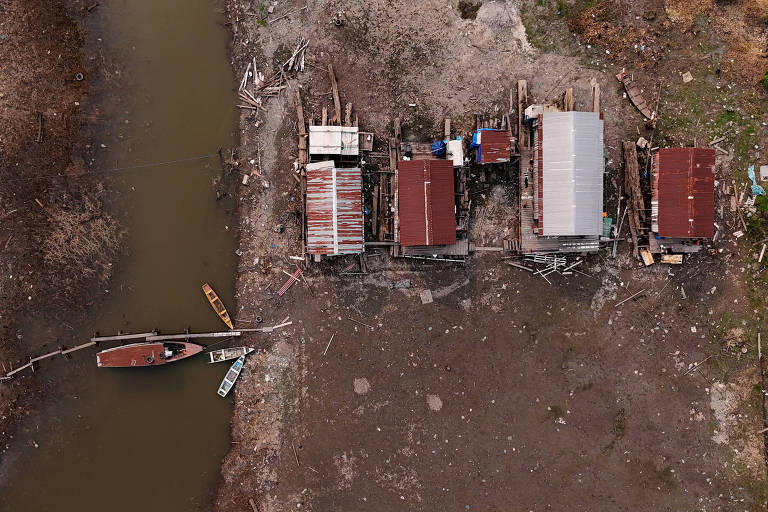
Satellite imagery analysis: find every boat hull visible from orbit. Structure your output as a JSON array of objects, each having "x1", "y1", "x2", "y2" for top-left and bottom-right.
[
  {"x1": 96, "y1": 342, "x2": 204, "y2": 368},
  {"x1": 218, "y1": 355, "x2": 245, "y2": 397},
  {"x1": 207, "y1": 346, "x2": 255, "y2": 363},
  {"x1": 202, "y1": 283, "x2": 234, "y2": 329}
]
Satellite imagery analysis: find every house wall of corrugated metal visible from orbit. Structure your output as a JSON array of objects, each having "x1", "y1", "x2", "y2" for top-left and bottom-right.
[
  {"x1": 656, "y1": 148, "x2": 715, "y2": 238},
  {"x1": 305, "y1": 161, "x2": 363, "y2": 255},
  {"x1": 398, "y1": 159, "x2": 456, "y2": 247},
  {"x1": 540, "y1": 112, "x2": 604, "y2": 236}
]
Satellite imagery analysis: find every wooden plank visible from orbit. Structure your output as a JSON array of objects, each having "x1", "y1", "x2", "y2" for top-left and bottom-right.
[
  {"x1": 371, "y1": 183, "x2": 379, "y2": 238},
  {"x1": 563, "y1": 88, "x2": 574, "y2": 111},
  {"x1": 146, "y1": 331, "x2": 242, "y2": 341},
  {"x1": 327, "y1": 64, "x2": 342, "y2": 125},
  {"x1": 444, "y1": 118, "x2": 451, "y2": 139},
  {"x1": 640, "y1": 249, "x2": 655, "y2": 266},
  {"x1": 378, "y1": 171, "x2": 388, "y2": 240},
  {"x1": 6, "y1": 362, "x2": 33, "y2": 377},
  {"x1": 517, "y1": 80, "x2": 528, "y2": 148},
  {"x1": 591, "y1": 78, "x2": 600, "y2": 113},
  {"x1": 90, "y1": 331, "x2": 157, "y2": 342},
  {"x1": 660, "y1": 254, "x2": 683, "y2": 264},
  {"x1": 295, "y1": 90, "x2": 308, "y2": 165},
  {"x1": 61, "y1": 341, "x2": 97, "y2": 355},
  {"x1": 30, "y1": 350, "x2": 62, "y2": 363},
  {"x1": 344, "y1": 102, "x2": 352, "y2": 127}
]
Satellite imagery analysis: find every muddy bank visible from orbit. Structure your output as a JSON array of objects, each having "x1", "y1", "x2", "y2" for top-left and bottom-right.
[
  {"x1": 0, "y1": 0, "x2": 122, "y2": 459},
  {"x1": 217, "y1": 0, "x2": 768, "y2": 510}
]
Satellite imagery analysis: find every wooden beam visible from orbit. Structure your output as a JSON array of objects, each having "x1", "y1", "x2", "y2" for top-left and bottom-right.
[
  {"x1": 90, "y1": 332, "x2": 157, "y2": 342},
  {"x1": 327, "y1": 64, "x2": 342, "y2": 125},
  {"x1": 61, "y1": 341, "x2": 97, "y2": 355},
  {"x1": 444, "y1": 118, "x2": 451, "y2": 139},
  {"x1": 517, "y1": 80, "x2": 528, "y2": 148},
  {"x1": 321, "y1": 106, "x2": 327, "y2": 126},
  {"x1": 393, "y1": 118, "x2": 401, "y2": 142},
  {"x1": 591, "y1": 78, "x2": 600, "y2": 113},
  {"x1": 371, "y1": 184, "x2": 379, "y2": 238},
  {"x1": 146, "y1": 331, "x2": 242, "y2": 341},
  {"x1": 563, "y1": 87, "x2": 574, "y2": 111},
  {"x1": 30, "y1": 350, "x2": 62, "y2": 363},
  {"x1": 344, "y1": 102, "x2": 352, "y2": 127},
  {"x1": 295, "y1": 90, "x2": 308, "y2": 165}
]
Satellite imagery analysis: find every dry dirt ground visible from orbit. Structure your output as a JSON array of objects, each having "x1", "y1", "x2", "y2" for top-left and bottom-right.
[{"x1": 217, "y1": 0, "x2": 768, "y2": 510}]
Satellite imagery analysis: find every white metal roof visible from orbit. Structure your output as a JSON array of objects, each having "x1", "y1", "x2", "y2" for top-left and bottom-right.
[
  {"x1": 309, "y1": 125, "x2": 359, "y2": 156},
  {"x1": 541, "y1": 112, "x2": 604, "y2": 236}
]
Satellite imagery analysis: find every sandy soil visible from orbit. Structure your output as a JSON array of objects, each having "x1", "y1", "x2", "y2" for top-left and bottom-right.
[{"x1": 217, "y1": 0, "x2": 768, "y2": 510}]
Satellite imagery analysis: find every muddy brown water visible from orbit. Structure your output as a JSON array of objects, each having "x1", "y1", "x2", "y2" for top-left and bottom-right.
[{"x1": 0, "y1": 1, "x2": 238, "y2": 510}]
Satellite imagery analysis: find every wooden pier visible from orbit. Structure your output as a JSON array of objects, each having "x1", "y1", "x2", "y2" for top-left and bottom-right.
[
  {"x1": 146, "y1": 331, "x2": 241, "y2": 341},
  {"x1": 1, "y1": 324, "x2": 286, "y2": 381},
  {"x1": 90, "y1": 331, "x2": 157, "y2": 342}
]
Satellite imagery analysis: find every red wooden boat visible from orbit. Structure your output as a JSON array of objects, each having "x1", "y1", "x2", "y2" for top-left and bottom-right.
[{"x1": 96, "y1": 342, "x2": 204, "y2": 368}]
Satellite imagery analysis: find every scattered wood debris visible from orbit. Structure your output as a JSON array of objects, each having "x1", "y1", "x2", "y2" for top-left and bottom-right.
[{"x1": 283, "y1": 38, "x2": 309, "y2": 72}]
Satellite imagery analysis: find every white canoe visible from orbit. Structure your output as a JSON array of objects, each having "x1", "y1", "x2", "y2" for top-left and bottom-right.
[
  {"x1": 218, "y1": 355, "x2": 245, "y2": 397},
  {"x1": 207, "y1": 346, "x2": 254, "y2": 364}
]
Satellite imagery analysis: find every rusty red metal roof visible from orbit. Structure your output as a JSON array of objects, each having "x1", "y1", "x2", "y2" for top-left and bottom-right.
[
  {"x1": 398, "y1": 159, "x2": 456, "y2": 247},
  {"x1": 478, "y1": 130, "x2": 511, "y2": 164},
  {"x1": 306, "y1": 161, "x2": 364, "y2": 255},
  {"x1": 655, "y1": 148, "x2": 715, "y2": 238}
]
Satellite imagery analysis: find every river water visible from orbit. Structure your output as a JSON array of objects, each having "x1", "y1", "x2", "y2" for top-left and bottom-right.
[{"x1": 0, "y1": 1, "x2": 237, "y2": 510}]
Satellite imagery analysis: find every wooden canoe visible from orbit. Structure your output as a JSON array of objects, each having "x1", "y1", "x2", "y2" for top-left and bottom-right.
[
  {"x1": 202, "y1": 283, "x2": 234, "y2": 329},
  {"x1": 96, "y1": 342, "x2": 203, "y2": 367},
  {"x1": 218, "y1": 355, "x2": 245, "y2": 397},
  {"x1": 207, "y1": 346, "x2": 255, "y2": 364}
]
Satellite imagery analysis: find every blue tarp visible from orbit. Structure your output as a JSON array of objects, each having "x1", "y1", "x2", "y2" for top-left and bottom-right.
[
  {"x1": 748, "y1": 164, "x2": 765, "y2": 196},
  {"x1": 431, "y1": 140, "x2": 447, "y2": 157}
]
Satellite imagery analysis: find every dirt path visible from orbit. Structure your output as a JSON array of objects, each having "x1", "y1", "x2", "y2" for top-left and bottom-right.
[{"x1": 217, "y1": 0, "x2": 768, "y2": 509}]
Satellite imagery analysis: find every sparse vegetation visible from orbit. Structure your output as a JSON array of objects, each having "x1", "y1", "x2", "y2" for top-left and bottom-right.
[{"x1": 42, "y1": 186, "x2": 122, "y2": 295}]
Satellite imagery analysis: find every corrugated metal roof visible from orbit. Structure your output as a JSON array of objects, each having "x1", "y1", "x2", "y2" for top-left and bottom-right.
[
  {"x1": 654, "y1": 148, "x2": 715, "y2": 238},
  {"x1": 540, "y1": 112, "x2": 604, "y2": 236},
  {"x1": 477, "y1": 130, "x2": 511, "y2": 164},
  {"x1": 305, "y1": 161, "x2": 364, "y2": 255},
  {"x1": 308, "y1": 126, "x2": 359, "y2": 156},
  {"x1": 398, "y1": 159, "x2": 456, "y2": 247}
]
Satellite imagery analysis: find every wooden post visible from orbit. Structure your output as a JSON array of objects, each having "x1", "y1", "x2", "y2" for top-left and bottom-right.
[
  {"x1": 444, "y1": 118, "x2": 451, "y2": 139},
  {"x1": 327, "y1": 64, "x2": 342, "y2": 126},
  {"x1": 295, "y1": 90, "x2": 308, "y2": 165},
  {"x1": 36, "y1": 112, "x2": 43, "y2": 143},
  {"x1": 321, "y1": 107, "x2": 328, "y2": 126},
  {"x1": 563, "y1": 88, "x2": 574, "y2": 111},
  {"x1": 517, "y1": 80, "x2": 528, "y2": 148},
  {"x1": 344, "y1": 103, "x2": 352, "y2": 127},
  {"x1": 394, "y1": 118, "x2": 401, "y2": 142},
  {"x1": 591, "y1": 78, "x2": 600, "y2": 113}
]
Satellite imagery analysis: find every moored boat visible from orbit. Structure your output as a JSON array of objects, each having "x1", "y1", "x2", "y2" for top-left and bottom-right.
[
  {"x1": 217, "y1": 355, "x2": 245, "y2": 397},
  {"x1": 207, "y1": 346, "x2": 255, "y2": 364},
  {"x1": 202, "y1": 283, "x2": 234, "y2": 329},
  {"x1": 96, "y1": 341, "x2": 203, "y2": 368}
]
